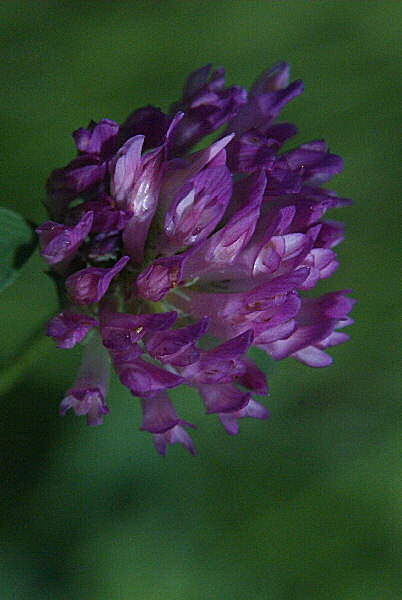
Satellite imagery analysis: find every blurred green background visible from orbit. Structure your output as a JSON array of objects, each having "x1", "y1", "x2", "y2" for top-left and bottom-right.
[{"x1": 0, "y1": 1, "x2": 400, "y2": 599}]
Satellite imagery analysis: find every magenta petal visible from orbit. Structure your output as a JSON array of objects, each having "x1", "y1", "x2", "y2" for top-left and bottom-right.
[
  {"x1": 208, "y1": 330, "x2": 254, "y2": 358},
  {"x1": 251, "y1": 62, "x2": 291, "y2": 95},
  {"x1": 140, "y1": 392, "x2": 196, "y2": 434},
  {"x1": 298, "y1": 291, "x2": 356, "y2": 324},
  {"x1": 45, "y1": 156, "x2": 107, "y2": 219},
  {"x1": 109, "y1": 135, "x2": 144, "y2": 208},
  {"x1": 154, "y1": 425, "x2": 197, "y2": 456},
  {"x1": 227, "y1": 130, "x2": 276, "y2": 173},
  {"x1": 122, "y1": 145, "x2": 165, "y2": 263},
  {"x1": 47, "y1": 311, "x2": 99, "y2": 349},
  {"x1": 73, "y1": 119, "x2": 119, "y2": 157},
  {"x1": 171, "y1": 64, "x2": 247, "y2": 153},
  {"x1": 237, "y1": 357, "x2": 269, "y2": 395},
  {"x1": 119, "y1": 105, "x2": 172, "y2": 151},
  {"x1": 161, "y1": 165, "x2": 233, "y2": 253},
  {"x1": 67, "y1": 194, "x2": 131, "y2": 235},
  {"x1": 229, "y1": 77, "x2": 304, "y2": 136},
  {"x1": 146, "y1": 316, "x2": 209, "y2": 366},
  {"x1": 218, "y1": 413, "x2": 239, "y2": 435},
  {"x1": 181, "y1": 64, "x2": 213, "y2": 100},
  {"x1": 140, "y1": 393, "x2": 182, "y2": 433},
  {"x1": 199, "y1": 383, "x2": 251, "y2": 414},
  {"x1": 181, "y1": 331, "x2": 253, "y2": 384},
  {"x1": 116, "y1": 359, "x2": 185, "y2": 398},
  {"x1": 265, "y1": 122, "x2": 298, "y2": 145},
  {"x1": 219, "y1": 398, "x2": 270, "y2": 435},
  {"x1": 65, "y1": 256, "x2": 129, "y2": 305},
  {"x1": 267, "y1": 320, "x2": 336, "y2": 360},
  {"x1": 136, "y1": 246, "x2": 198, "y2": 302},
  {"x1": 111, "y1": 343, "x2": 144, "y2": 364},
  {"x1": 318, "y1": 331, "x2": 350, "y2": 349},
  {"x1": 291, "y1": 346, "x2": 333, "y2": 368},
  {"x1": 284, "y1": 141, "x2": 344, "y2": 184},
  {"x1": 60, "y1": 332, "x2": 111, "y2": 426},
  {"x1": 184, "y1": 171, "x2": 266, "y2": 280},
  {"x1": 159, "y1": 134, "x2": 235, "y2": 214},
  {"x1": 60, "y1": 389, "x2": 110, "y2": 426},
  {"x1": 36, "y1": 211, "x2": 93, "y2": 265},
  {"x1": 101, "y1": 310, "x2": 177, "y2": 351}
]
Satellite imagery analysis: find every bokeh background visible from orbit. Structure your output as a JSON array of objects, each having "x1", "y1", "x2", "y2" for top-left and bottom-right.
[{"x1": 0, "y1": 2, "x2": 400, "y2": 599}]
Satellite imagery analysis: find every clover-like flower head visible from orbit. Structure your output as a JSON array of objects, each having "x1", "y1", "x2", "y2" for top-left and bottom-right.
[{"x1": 39, "y1": 63, "x2": 355, "y2": 455}]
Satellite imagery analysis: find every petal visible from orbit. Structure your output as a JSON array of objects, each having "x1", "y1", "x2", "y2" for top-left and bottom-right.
[
  {"x1": 229, "y1": 79, "x2": 304, "y2": 136},
  {"x1": 122, "y1": 145, "x2": 165, "y2": 263},
  {"x1": 184, "y1": 171, "x2": 266, "y2": 279},
  {"x1": 116, "y1": 359, "x2": 185, "y2": 398},
  {"x1": 118, "y1": 105, "x2": 172, "y2": 151},
  {"x1": 181, "y1": 331, "x2": 253, "y2": 384},
  {"x1": 171, "y1": 65, "x2": 247, "y2": 153},
  {"x1": 161, "y1": 165, "x2": 233, "y2": 253},
  {"x1": 154, "y1": 425, "x2": 197, "y2": 456},
  {"x1": 219, "y1": 398, "x2": 270, "y2": 435},
  {"x1": 73, "y1": 119, "x2": 119, "y2": 157},
  {"x1": 227, "y1": 130, "x2": 276, "y2": 172},
  {"x1": 60, "y1": 332, "x2": 111, "y2": 425},
  {"x1": 146, "y1": 317, "x2": 209, "y2": 366},
  {"x1": 47, "y1": 311, "x2": 99, "y2": 349},
  {"x1": 159, "y1": 134, "x2": 235, "y2": 215},
  {"x1": 198, "y1": 383, "x2": 251, "y2": 414},
  {"x1": 140, "y1": 393, "x2": 184, "y2": 434},
  {"x1": 291, "y1": 346, "x2": 333, "y2": 368},
  {"x1": 136, "y1": 246, "x2": 198, "y2": 302},
  {"x1": 267, "y1": 320, "x2": 337, "y2": 360},
  {"x1": 237, "y1": 357, "x2": 269, "y2": 395},
  {"x1": 101, "y1": 310, "x2": 177, "y2": 351},
  {"x1": 65, "y1": 256, "x2": 129, "y2": 305},
  {"x1": 37, "y1": 211, "x2": 93, "y2": 265},
  {"x1": 109, "y1": 135, "x2": 144, "y2": 208}
]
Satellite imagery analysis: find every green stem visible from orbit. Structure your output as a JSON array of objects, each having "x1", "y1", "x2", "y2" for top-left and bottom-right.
[{"x1": 0, "y1": 323, "x2": 49, "y2": 396}]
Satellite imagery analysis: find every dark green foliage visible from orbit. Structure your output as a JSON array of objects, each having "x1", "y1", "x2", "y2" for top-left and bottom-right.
[{"x1": 0, "y1": 208, "x2": 37, "y2": 293}]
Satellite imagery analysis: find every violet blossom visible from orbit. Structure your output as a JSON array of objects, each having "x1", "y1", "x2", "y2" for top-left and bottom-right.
[{"x1": 40, "y1": 63, "x2": 354, "y2": 455}]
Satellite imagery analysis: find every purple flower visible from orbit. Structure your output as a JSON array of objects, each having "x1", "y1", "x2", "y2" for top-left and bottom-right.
[
  {"x1": 115, "y1": 358, "x2": 185, "y2": 398},
  {"x1": 67, "y1": 194, "x2": 131, "y2": 235},
  {"x1": 170, "y1": 64, "x2": 247, "y2": 154},
  {"x1": 73, "y1": 119, "x2": 120, "y2": 157},
  {"x1": 180, "y1": 330, "x2": 254, "y2": 385},
  {"x1": 65, "y1": 256, "x2": 129, "y2": 305},
  {"x1": 60, "y1": 332, "x2": 111, "y2": 426},
  {"x1": 39, "y1": 62, "x2": 354, "y2": 455},
  {"x1": 47, "y1": 311, "x2": 99, "y2": 349},
  {"x1": 36, "y1": 211, "x2": 93, "y2": 266},
  {"x1": 100, "y1": 309, "x2": 177, "y2": 351},
  {"x1": 45, "y1": 119, "x2": 120, "y2": 221},
  {"x1": 135, "y1": 245, "x2": 199, "y2": 302},
  {"x1": 264, "y1": 290, "x2": 356, "y2": 366},
  {"x1": 145, "y1": 317, "x2": 209, "y2": 366},
  {"x1": 198, "y1": 384, "x2": 270, "y2": 435},
  {"x1": 140, "y1": 392, "x2": 196, "y2": 456},
  {"x1": 228, "y1": 62, "x2": 304, "y2": 136},
  {"x1": 159, "y1": 165, "x2": 233, "y2": 253}
]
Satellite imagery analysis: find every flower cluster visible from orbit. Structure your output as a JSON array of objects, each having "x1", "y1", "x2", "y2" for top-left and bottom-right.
[{"x1": 38, "y1": 63, "x2": 354, "y2": 455}]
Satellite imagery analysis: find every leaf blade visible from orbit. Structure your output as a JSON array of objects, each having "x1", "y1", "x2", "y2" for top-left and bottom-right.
[{"x1": 0, "y1": 207, "x2": 38, "y2": 292}]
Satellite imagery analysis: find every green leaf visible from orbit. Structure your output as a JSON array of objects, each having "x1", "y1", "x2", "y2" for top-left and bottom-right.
[{"x1": 0, "y1": 207, "x2": 37, "y2": 293}]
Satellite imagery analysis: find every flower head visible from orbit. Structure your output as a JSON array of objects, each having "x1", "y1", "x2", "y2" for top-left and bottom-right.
[{"x1": 41, "y1": 63, "x2": 354, "y2": 455}]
